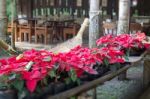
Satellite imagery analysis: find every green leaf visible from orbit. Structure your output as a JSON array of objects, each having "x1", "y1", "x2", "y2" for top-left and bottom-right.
[
  {"x1": 0, "y1": 82, "x2": 8, "y2": 90},
  {"x1": 8, "y1": 73, "x2": 16, "y2": 80},
  {"x1": 49, "y1": 70, "x2": 56, "y2": 78},
  {"x1": 70, "y1": 96, "x2": 77, "y2": 99},
  {"x1": 43, "y1": 78, "x2": 48, "y2": 85},
  {"x1": 103, "y1": 58, "x2": 109, "y2": 66},
  {"x1": 70, "y1": 69, "x2": 77, "y2": 82},
  {"x1": 124, "y1": 49, "x2": 129, "y2": 61},
  {"x1": 65, "y1": 78, "x2": 71, "y2": 84},
  {"x1": 77, "y1": 79, "x2": 81, "y2": 85},
  {"x1": 124, "y1": 55, "x2": 129, "y2": 61},
  {"x1": 12, "y1": 79, "x2": 24, "y2": 92},
  {"x1": 0, "y1": 75, "x2": 9, "y2": 81}
]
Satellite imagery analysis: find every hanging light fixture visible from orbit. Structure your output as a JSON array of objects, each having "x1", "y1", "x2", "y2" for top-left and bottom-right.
[{"x1": 132, "y1": 0, "x2": 137, "y2": 7}]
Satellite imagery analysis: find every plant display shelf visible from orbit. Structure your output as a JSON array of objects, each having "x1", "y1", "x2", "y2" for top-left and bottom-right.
[{"x1": 47, "y1": 51, "x2": 148, "y2": 99}]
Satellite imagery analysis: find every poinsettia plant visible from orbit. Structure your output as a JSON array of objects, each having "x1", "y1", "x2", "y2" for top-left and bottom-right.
[
  {"x1": 0, "y1": 49, "x2": 55, "y2": 97},
  {"x1": 96, "y1": 32, "x2": 150, "y2": 64},
  {"x1": 0, "y1": 47, "x2": 99, "y2": 98},
  {"x1": 96, "y1": 32, "x2": 150, "y2": 50},
  {"x1": 0, "y1": 32, "x2": 149, "y2": 99},
  {"x1": 97, "y1": 32, "x2": 150, "y2": 56}
]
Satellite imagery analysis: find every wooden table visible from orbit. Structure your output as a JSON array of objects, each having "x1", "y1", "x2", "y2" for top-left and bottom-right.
[{"x1": 44, "y1": 19, "x2": 75, "y2": 43}]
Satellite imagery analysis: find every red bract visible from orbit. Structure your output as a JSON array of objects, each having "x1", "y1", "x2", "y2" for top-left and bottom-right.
[
  {"x1": 97, "y1": 33, "x2": 147, "y2": 49},
  {"x1": 144, "y1": 43, "x2": 150, "y2": 49},
  {"x1": 96, "y1": 34, "x2": 114, "y2": 46},
  {"x1": 114, "y1": 34, "x2": 132, "y2": 48},
  {"x1": 26, "y1": 79, "x2": 38, "y2": 93},
  {"x1": 55, "y1": 46, "x2": 99, "y2": 76},
  {"x1": 132, "y1": 32, "x2": 146, "y2": 42},
  {"x1": 0, "y1": 59, "x2": 7, "y2": 66},
  {"x1": 99, "y1": 47, "x2": 125, "y2": 64}
]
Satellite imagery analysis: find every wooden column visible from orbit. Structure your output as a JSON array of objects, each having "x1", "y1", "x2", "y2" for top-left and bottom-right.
[
  {"x1": 117, "y1": 0, "x2": 130, "y2": 34},
  {"x1": 89, "y1": 0, "x2": 101, "y2": 48}
]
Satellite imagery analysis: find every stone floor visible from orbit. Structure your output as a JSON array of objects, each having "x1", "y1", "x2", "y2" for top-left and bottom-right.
[
  {"x1": 15, "y1": 40, "x2": 89, "y2": 51},
  {"x1": 86, "y1": 62, "x2": 144, "y2": 99},
  {"x1": 15, "y1": 42, "x2": 55, "y2": 50}
]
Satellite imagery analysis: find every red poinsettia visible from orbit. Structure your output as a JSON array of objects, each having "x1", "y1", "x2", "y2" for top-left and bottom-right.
[
  {"x1": 0, "y1": 49, "x2": 54, "y2": 93},
  {"x1": 96, "y1": 34, "x2": 114, "y2": 46},
  {"x1": 1, "y1": 32, "x2": 148, "y2": 94},
  {"x1": 54, "y1": 46, "x2": 98, "y2": 76}
]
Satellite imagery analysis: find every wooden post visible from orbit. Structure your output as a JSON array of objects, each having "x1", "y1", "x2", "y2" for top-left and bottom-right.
[
  {"x1": 117, "y1": 0, "x2": 130, "y2": 34},
  {"x1": 0, "y1": 0, "x2": 7, "y2": 41},
  {"x1": 143, "y1": 54, "x2": 150, "y2": 89},
  {"x1": 89, "y1": 0, "x2": 101, "y2": 48}
]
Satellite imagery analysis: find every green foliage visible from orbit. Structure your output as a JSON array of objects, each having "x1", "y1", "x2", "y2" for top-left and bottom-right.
[
  {"x1": 0, "y1": 75, "x2": 9, "y2": 89},
  {"x1": 103, "y1": 58, "x2": 109, "y2": 66},
  {"x1": 124, "y1": 49, "x2": 130, "y2": 61},
  {"x1": 65, "y1": 68, "x2": 80, "y2": 85},
  {"x1": 6, "y1": 0, "x2": 16, "y2": 21},
  {"x1": 48, "y1": 68, "x2": 60, "y2": 82},
  {"x1": 69, "y1": 69, "x2": 78, "y2": 82},
  {"x1": 11, "y1": 78, "x2": 24, "y2": 92}
]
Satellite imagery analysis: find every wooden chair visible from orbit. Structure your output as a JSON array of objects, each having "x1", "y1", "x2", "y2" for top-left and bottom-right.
[
  {"x1": 102, "y1": 22, "x2": 117, "y2": 36},
  {"x1": 18, "y1": 23, "x2": 33, "y2": 43},
  {"x1": 7, "y1": 22, "x2": 18, "y2": 42},
  {"x1": 130, "y1": 23, "x2": 142, "y2": 34},
  {"x1": 34, "y1": 23, "x2": 52, "y2": 44},
  {"x1": 63, "y1": 23, "x2": 80, "y2": 40}
]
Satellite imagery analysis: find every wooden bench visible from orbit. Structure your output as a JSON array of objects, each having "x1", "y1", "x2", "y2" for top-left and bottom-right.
[{"x1": 102, "y1": 22, "x2": 117, "y2": 36}]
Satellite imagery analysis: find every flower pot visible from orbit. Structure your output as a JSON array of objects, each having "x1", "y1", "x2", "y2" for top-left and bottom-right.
[
  {"x1": 23, "y1": 93, "x2": 38, "y2": 99},
  {"x1": 79, "y1": 74, "x2": 89, "y2": 81},
  {"x1": 0, "y1": 89, "x2": 18, "y2": 99},
  {"x1": 53, "y1": 82, "x2": 66, "y2": 95},
  {"x1": 38, "y1": 83, "x2": 55, "y2": 99},
  {"x1": 110, "y1": 64, "x2": 118, "y2": 72},
  {"x1": 97, "y1": 66, "x2": 109, "y2": 76},
  {"x1": 129, "y1": 48, "x2": 145, "y2": 56},
  {"x1": 65, "y1": 82, "x2": 78, "y2": 90},
  {"x1": 23, "y1": 83, "x2": 55, "y2": 99}
]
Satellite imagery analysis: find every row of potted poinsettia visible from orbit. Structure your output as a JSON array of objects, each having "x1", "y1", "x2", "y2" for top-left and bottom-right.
[{"x1": 0, "y1": 32, "x2": 149, "y2": 99}]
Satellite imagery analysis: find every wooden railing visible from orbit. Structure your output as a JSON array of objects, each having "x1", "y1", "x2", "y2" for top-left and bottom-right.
[{"x1": 47, "y1": 51, "x2": 149, "y2": 99}]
